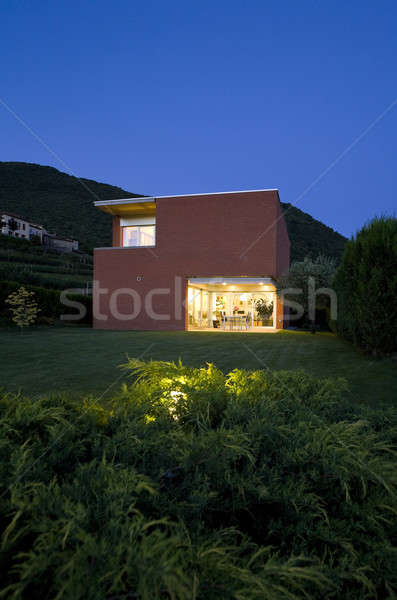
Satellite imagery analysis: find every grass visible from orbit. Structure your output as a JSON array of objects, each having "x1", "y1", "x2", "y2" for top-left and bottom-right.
[{"x1": 1, "y1": 328, "x2": 396, "y2": 406}]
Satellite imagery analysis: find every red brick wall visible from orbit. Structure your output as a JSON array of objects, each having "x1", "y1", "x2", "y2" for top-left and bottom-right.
[
  {"x1": 94, "y1": 191, "x2": 290, "y2": 330},
  {"x1": 112, "y1": 216, "x2": 121, "y2": 246}
]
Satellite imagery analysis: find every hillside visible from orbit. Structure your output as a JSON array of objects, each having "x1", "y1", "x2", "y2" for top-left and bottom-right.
[
  {"x1": 280, "y1": 202, "x2": 347, "y2": 262},
  {"x1": 0, "y1": 162, "x2": 142, "y2": 253},
  {"x1": 0, "y1": 162, "x2": 347, "y2": 260},
  {"x1": 0, "y1": 233, "x2": 92, "y2": 291}
]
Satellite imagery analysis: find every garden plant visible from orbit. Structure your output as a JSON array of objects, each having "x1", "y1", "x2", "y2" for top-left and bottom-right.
[
  {"x1": 5, "y1": 286, "x2": 39, "y2": 332},
  {"x1": 334, "y1": 216, "x2": 397, "y2": 355},
  {"x1": 276, "y1": 255, "x2": 336, "y2": 333},
  {"x1": 0, "y1": 359, "x2": 396, "y2": 599}
]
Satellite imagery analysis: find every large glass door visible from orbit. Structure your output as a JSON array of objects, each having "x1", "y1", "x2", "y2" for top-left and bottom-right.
[
  {"x1": 187, "y1": 287, "x2": 211, "y2": 328},
  {"x1": 250, "y1": 291, "x2": 275, "y2": 327},
  {"x1": 214, "y1": 292, "x2": 275, "y2": 327},
  {"x1": 187, "y1": 284, "x2": 276, "y2": 330}
]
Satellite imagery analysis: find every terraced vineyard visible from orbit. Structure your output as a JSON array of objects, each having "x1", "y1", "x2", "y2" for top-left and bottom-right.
[
  {"x1": 0, "y1": 235, "x2": 92, "y2": 290},
  {"x1": 0, "y1": 234, "x2": 93, "y2": 324}
]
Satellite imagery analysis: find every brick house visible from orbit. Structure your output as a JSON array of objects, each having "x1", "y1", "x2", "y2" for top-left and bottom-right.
[{"x1": 93, "y1": 190, "x2": 290, "y2": 331}]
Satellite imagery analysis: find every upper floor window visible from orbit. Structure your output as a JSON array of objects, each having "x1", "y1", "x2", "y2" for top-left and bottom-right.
[{"x1": 122, "y1": 225, "x2": 155, "y2": 247}]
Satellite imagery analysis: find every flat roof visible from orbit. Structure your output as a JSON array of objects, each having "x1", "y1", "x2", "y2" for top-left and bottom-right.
[
  {"x1": 94, "y1": 198, "x2": 154, "y2": 207},
  {"x1": 95, "y1": 198, "x2": 156, "y2": 216},
  {"x1": 94, "y1": 188, "x2": 279, "y2": 208}
]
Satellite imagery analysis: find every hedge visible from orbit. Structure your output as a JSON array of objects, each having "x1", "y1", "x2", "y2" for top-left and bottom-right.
[
  {"x1": 0, "y1": 280, "x2": 92, "y2": 324},
  {"x1": 334, "y1": 216, "x2": 397, "y2": 355}
]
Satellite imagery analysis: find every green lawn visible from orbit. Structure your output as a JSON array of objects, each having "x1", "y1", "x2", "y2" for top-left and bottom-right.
[{"x1": 2, "y1": 327, "x2": 396, "y2": 406}]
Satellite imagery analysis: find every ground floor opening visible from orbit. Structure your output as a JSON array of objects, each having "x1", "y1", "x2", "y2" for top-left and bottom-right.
[{"x1": 187, "y1": 277, "x2": 278, "y2": 331}]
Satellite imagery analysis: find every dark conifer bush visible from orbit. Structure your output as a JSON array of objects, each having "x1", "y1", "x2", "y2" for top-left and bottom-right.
[
  {"x1": 334, "y1": 216, "x2": 397, "y2": 355},
  {"x1": 0, "y1": 360, "x2": 396, "y2": 599}
]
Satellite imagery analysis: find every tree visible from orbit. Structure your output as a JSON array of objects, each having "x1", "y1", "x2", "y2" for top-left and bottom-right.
[
  {"x1": 275, "y1": 255, "x2": 336, "y2": 333},
  {"x1": 334, "y1": 216, "x2": 397, "y2": 355},
  {"x1": 5, "y1": 286, "x2": 40, "y2": 332}
]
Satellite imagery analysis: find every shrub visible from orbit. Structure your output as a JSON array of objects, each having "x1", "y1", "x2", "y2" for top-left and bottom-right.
[
  {"x1": 334, "y1": 216, "x2": 397, "y2": 355},
  {"x1": 0, "y1": 280, "x2": 92, "y2": 325},
  {"x1": 0, "y1": 360, "x2": 395, "y2": 599},
  {"x1": 5, "y1": 286, "x2": 40, "y2": 331},
  {"x1": 276, "y1": 255, "x2": 336, "y2": 332}
]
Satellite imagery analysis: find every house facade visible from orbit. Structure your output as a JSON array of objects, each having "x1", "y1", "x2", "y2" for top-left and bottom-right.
[
  {"x1": 93, "y1": 190, "x2": 290, "y2": 331},
  {"x1": 42, "y1": 233, "x2": 79, "y2": 253},
  {"x1": 0, "y1": 212, "x2": 45, "y2": 242},
  {"x1": 0, "y1": 211, "x2": 79, "y2": 252}
]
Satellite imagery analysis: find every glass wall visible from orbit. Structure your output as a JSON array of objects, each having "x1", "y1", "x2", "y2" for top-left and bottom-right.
[
  {"x1": 187, "y1": 285, "x2": 276, "y2": 329},
  {"x1": 187, "y1": 287, "x2": 212, "y2": 327},
  {"x1": 250, "y1": 292, "x2": 275, "y2": 326},
  {"x1": 214, "y1": 292, "x2": 275, "y2": 326}
]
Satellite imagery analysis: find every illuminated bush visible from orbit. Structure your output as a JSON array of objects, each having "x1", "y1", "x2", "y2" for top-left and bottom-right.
[{"x1": 0, "y1": 360, "x2": 396, "y2": 599}]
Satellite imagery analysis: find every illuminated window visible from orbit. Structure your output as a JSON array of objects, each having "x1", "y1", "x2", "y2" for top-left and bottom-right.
[{"x1": 122, "y1": 225, "x2": 155, "y2": 247}]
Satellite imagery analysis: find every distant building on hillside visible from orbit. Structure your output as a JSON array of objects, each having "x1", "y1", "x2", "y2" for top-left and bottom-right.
[
  {"x1": 42, "y1": 232, "x2": 79, "y2": 252},
  {"x1": 0, "y1": 210, "x2": 79, "y2": 252},
  {"x1": 0, "y1": 211, "x2": 45, "y2": 242}
]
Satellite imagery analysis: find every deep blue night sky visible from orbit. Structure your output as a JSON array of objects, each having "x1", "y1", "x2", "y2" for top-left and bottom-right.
[{"x1": 1, "y1": 1, "x2": 396, "y2": 237}]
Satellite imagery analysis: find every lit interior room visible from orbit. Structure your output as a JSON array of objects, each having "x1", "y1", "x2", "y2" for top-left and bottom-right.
[{"x1": 187, "y1": 277, "x2": 277, "y2": 331}]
